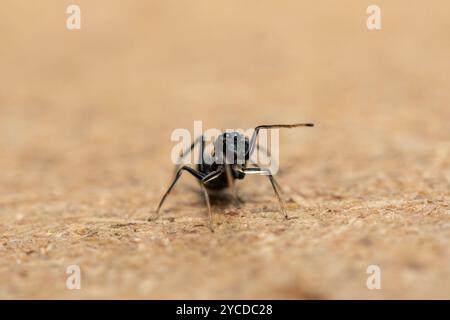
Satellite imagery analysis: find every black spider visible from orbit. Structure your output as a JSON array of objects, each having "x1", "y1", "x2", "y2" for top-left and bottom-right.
[{"x1": 150, "y1": 123, "x2": 314, "y2": 231}]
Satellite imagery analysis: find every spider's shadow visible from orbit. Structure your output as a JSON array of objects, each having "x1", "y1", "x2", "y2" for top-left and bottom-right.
[{"x1": 186, "y1": 185, "x2": 241, "y2": 208}]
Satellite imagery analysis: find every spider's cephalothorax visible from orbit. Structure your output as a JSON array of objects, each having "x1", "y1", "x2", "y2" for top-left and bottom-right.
[
  {"x1": 151, "y1": 123, "x2": 314, "y2": 231},
  {"x1": 213, "y1": 131, "x2": 250, "y2": 165},
  {"x1": 198, "y1": 132, "x2": 249, "y2": 190}
]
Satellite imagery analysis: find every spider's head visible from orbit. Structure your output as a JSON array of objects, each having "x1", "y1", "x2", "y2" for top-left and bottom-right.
[{"x1": 214, "y1": 131, "x2": 249, "y2": 165}]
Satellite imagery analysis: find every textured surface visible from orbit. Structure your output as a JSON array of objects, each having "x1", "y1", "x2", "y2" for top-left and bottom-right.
[{"x1": 0, "y1": 1, "x2": 449, "y2": 299}]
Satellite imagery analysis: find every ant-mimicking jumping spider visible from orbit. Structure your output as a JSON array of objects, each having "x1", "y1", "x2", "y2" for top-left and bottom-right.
[{"x1": 150, "y1": 123, "x2": 314, "y2": 231}]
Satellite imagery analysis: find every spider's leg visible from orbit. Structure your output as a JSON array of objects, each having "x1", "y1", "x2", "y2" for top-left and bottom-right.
[
  {"x1": 199, "y1": 183, "x2": 214, "y2": 232},
  {"x1": 243, "y1": 167, "x2": 288, "y2": 219},
  {"x1": 246, "y1": 123, "x2": 314, "y2": 158},
  {"x1": 247, "y1": 163, "x2": 282, "y2": 191},
  {"x1": 173, "y1": 135, "x2": 203, "y2": 177},
  {"x1": 199, "y1": 168, "x2": 226, "y2": 231},
  {"x1": 151, "y1": 166, "x2": 204, "y2": 221},
  {"x1": 225, "y1": 164, "x2": 241, "y2": 208}
]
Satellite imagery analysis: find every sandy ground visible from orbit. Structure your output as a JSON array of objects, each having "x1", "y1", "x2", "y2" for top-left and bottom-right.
[{"x1": 0, "y1": 1, "x2": 449, "y2": 299}]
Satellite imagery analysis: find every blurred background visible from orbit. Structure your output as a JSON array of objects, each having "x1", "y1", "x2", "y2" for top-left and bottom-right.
[{"x1": 0, "y1": 1, "x2": 449, "y2": 299}]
